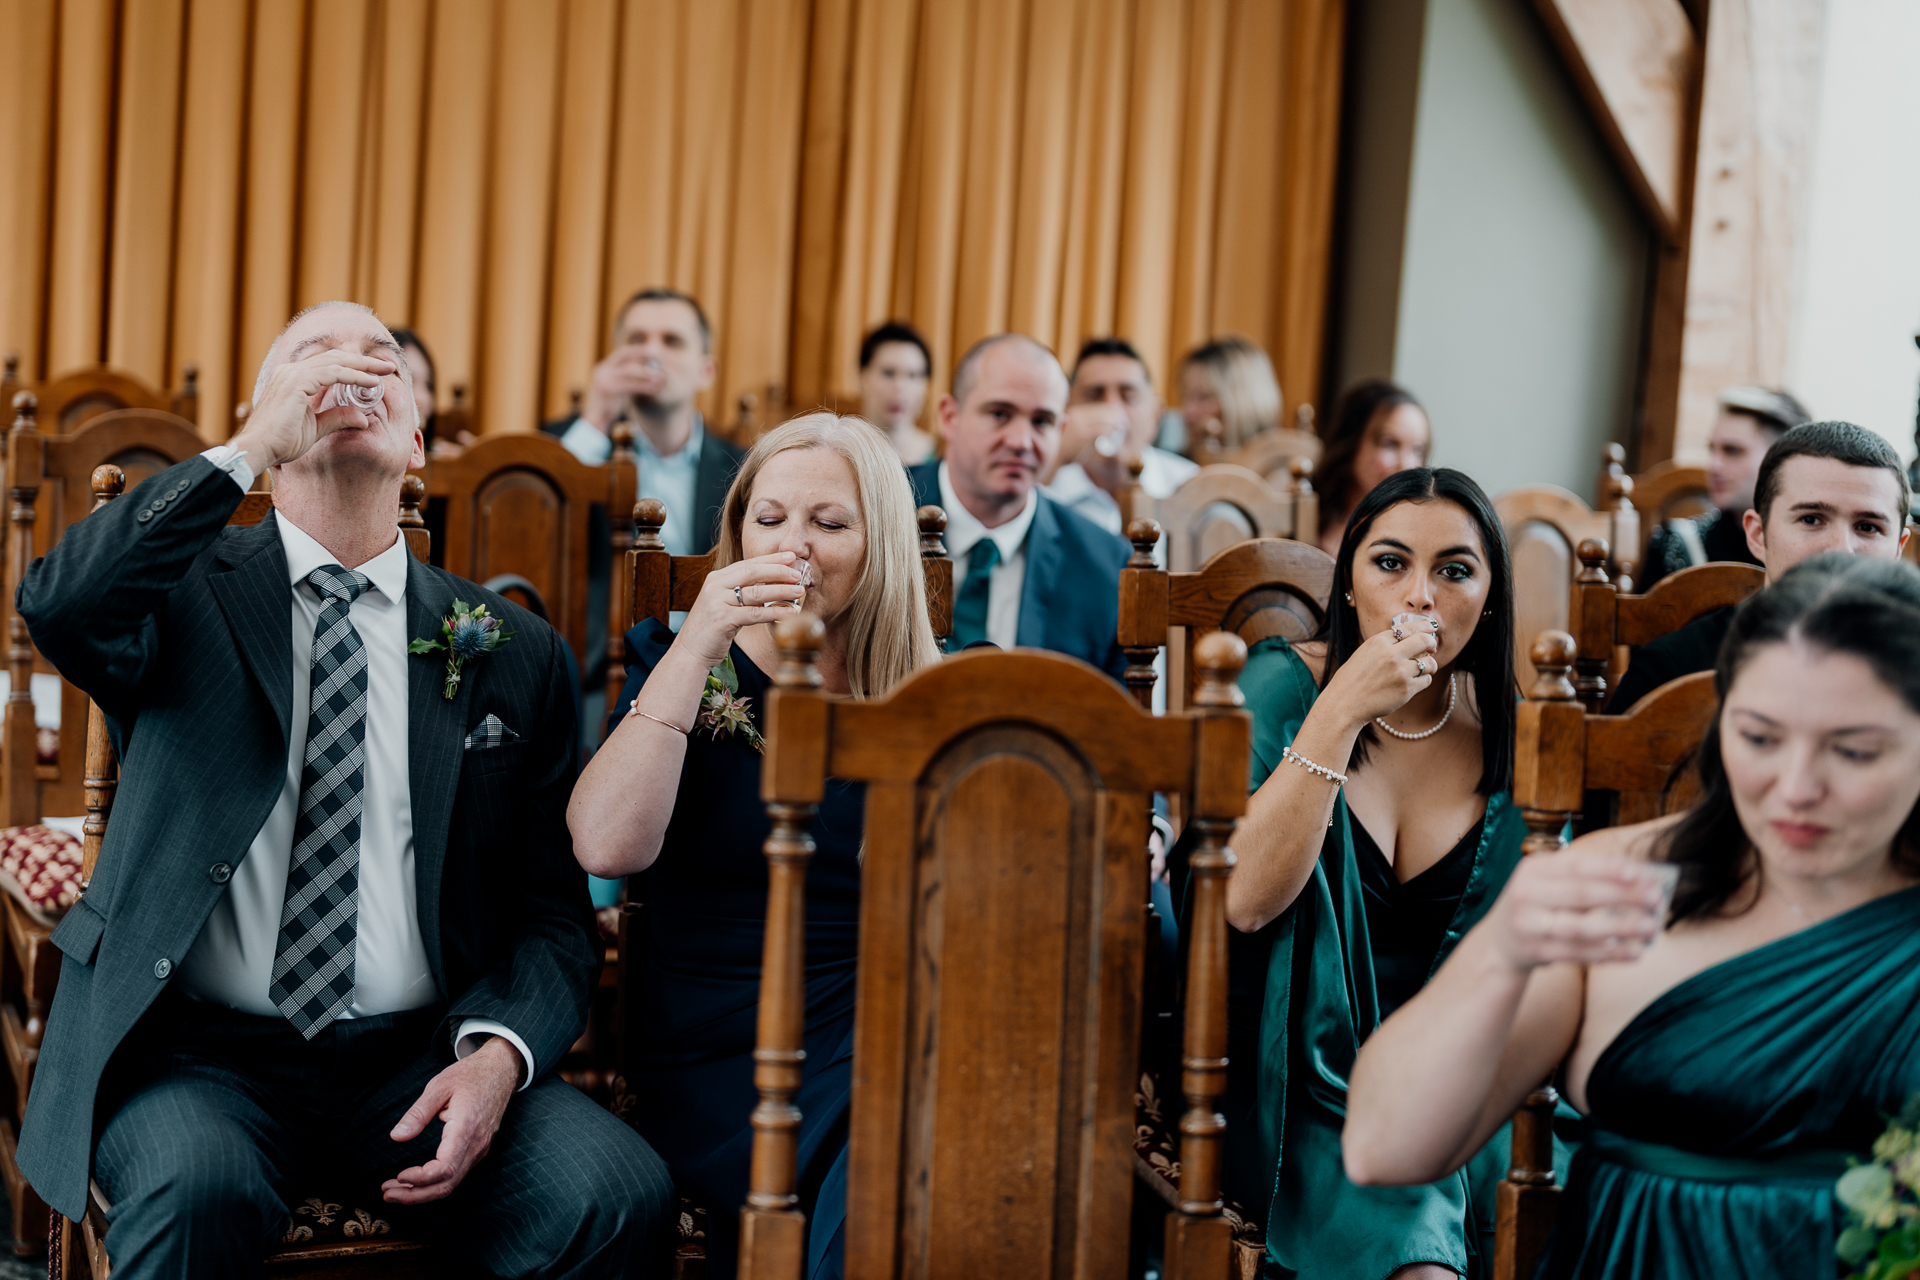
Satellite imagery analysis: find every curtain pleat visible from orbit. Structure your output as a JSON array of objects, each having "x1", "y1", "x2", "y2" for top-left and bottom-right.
[{"x1": 0, "y1": 0, "x2": 1343, "y2": 439}]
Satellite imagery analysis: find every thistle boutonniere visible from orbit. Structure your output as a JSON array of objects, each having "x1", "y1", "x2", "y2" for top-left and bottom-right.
[
  {"x1": 699, "y1": 654, "x2": 765, "y2": 752},
  {"x1": 1836, "y1": 1093, "x2": 1920, "y2": 1278},
  {"x1": 408, "y1": 600, "x2": 515, "y2": 699}
]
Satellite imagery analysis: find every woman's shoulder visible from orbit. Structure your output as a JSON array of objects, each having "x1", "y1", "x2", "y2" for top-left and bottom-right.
[
  {"x1": 1562, "y1": 814, "x2": 1682, "y2": 862},
  {"x1": 1242, "y1": 636, "x2": 1325, "y2": 704}
]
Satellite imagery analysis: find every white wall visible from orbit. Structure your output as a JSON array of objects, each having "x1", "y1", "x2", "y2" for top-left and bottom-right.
[
  {"x1": 1388, "y1": 0, "x2": 1649, "y2": 499},
  {"x1": 1785, "y1": 0, "x2": 1920, "y2": 462}
]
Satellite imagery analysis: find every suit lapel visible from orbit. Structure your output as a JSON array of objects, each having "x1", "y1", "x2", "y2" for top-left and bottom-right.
[
  {"x1": 207, "y1": 514, "x2": 294, "y2": 743},
  {"x1": 405, "y1": 559, "x2": 474, "y2": 981},
  {"x1": 1016, "y1": 496, "x2": 1062, "y2": 650}
]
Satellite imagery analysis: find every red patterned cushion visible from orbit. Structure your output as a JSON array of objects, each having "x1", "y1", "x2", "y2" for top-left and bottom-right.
[{"x1": 0, "y1": 825, "x2": 83, "y2": 923}]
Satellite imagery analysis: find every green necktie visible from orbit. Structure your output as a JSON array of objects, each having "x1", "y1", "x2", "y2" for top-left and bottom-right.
[{"x1": 951, "y1": 538, "x2": 1001, "y2": 649}]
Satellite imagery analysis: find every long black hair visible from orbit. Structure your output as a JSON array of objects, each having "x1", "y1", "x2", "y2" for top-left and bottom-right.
[
  {"x1": 1317, "y1": 467, "x2": 1515, "y2": 795},
  {"x1": 1658, "y1": 554, "x2": 1920, "y2": 921},
  {"x1": 1316, "y1": 379, "x2": 1425, "y2": 538}
]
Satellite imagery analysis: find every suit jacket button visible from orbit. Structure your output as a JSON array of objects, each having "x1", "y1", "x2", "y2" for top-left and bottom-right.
[
  {"x1": 209, "y1": 862, "x2": 232, "y2": 884},
  {"x1": 136, "y1": 510, "x2": 152, "y2": 523},
  {"x1": 149, "y1": 500, "x2": 166, "y2": 512},
  {"x1": 153, "y1": 958, "x2": 172, "y2": 979}
]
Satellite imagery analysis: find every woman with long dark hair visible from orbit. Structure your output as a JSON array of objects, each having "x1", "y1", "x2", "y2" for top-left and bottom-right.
[
  {"x1": 1219, "y1": 467, "x2": 1546, "y2": 1278},
  {"x1": 1313, "y1": 379, "x2": 1432, "y2": 556},
  {"x1": 1345, "y1": 554, "x2": 1920, "y2": 1278}
]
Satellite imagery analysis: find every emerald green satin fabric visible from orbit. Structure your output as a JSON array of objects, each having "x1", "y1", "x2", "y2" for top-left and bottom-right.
[
  {"x1": 1233, "y1": 637, "x2": 1566, "y2": 1279},
  {"x1": 1538, "y1": 883, "x2": 1920, "y2": 1278}
]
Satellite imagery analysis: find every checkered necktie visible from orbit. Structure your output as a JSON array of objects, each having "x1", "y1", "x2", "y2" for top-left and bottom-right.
[{"x1": 270, "y1": 564, "x2": 373, "y2": 1038}]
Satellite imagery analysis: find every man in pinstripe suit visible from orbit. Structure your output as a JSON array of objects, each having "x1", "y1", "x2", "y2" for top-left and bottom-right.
[{"x1": 15, "y1": 302, "x2": 671, "y2": 1278}]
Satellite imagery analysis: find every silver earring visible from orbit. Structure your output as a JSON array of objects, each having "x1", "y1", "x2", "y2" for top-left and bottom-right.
[{"x1": 1344, "y1": 592, "x2": 1354, "y2": 606}]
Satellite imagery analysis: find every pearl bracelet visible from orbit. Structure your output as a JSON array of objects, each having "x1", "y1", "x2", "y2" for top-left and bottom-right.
[{"x1": 1282, "y1": 745, "x2": 1348, "y2": 786}]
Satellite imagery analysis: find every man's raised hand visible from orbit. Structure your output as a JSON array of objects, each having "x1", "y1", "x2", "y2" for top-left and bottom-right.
[{"x1": 233, "y1": 348, "x2": 394, "y2": 474}]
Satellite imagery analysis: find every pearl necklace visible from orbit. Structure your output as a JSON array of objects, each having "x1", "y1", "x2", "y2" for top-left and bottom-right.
[{"x1": 1376, "y1": 673, "x2": 1457, "y2": 741}]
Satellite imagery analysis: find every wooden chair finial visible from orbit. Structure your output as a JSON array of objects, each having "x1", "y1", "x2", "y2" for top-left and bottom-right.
[
  {"x1": 773, "y1": 613, "x2": 824, "y2": 690},
  {"x1": 1576, "y1": 537, "x2": 1610, "y2": 584},
  {"x1": 399, "y1": 474, "x2": 426, "y2": 526},
  {"x1": 917, "y1": 505, "x2": 947, "y2": 556},
  {"x1": 610, "y1": 421, "x2": 636, "y2": 458},
  {"x1": 633, "y1": 498, "x2": 666, "y2": 551},
  {"x1": 1127, "y1": 453, "x2": 1146, "y2": 483},
  {"x1": 90, "y1": 465, "x2": 126, "y2": 512},
  {"x1": 11, "y1": 390, "x2": 37, "y2": 430},
  {"x1": 1288, "y1": 454, "x2": 1314, "y2": 492},
  {"x1": 1192, "y1": 631, "x2": 1248, "y2": 708},
  {"x1": 1528, "y1": 630, "x2": 1578, "y2": 703},
  {"x1": 3, "y1": 353, "x2": 16, "y2": 381},
  {"x1": 1127, "y1": 518, "x2": 1162, "y2": 569},
  {"x1": 1604, "y1": 470, "x2": 1634, "y2": 512},
  {"x1": 182, "y1": 365, "x2": 198, "y2": 393},
  {"x1": 569, "y1": 386, "x2": 583, "y2": 419}
]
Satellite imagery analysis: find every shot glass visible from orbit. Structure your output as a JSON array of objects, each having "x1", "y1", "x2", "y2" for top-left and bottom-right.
[
  {"x1": 335, "y1": 380, "x2": 381, "y2": 411},
  {"x1": 789, "y1": 559, "x2": 813, "y2": 609}
]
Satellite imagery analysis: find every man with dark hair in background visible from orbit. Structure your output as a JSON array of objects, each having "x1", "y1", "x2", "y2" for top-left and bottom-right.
[
  {"x1": 545, "y1": 288, "x2": 746, "y2": 557},
  {"x1": 1043, "y1": 337, "x2": 1198, "y2": 536},
  {"x1": 1608, "y1": 420, "x2": 1910, "y2": 711},
  {"x1": 905, "y1": 333, "x2": 1130, "y2": 676},
  {"x1": 1638, "y1": 386, "x2": 1811, "y2": 591}
]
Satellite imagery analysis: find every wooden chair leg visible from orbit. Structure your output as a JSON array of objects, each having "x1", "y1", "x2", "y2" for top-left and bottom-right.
[{"x1": 1492, "y1": 1085, "x2": 1561, "y2": 1280}]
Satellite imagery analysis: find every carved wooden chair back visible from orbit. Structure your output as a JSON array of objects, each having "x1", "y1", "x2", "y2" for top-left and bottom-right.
[
  {"x1": 1119, "y1": 463, "x2": 1303, "y2": 574},
  {"x1": 735, "y1": 616, "x2": 1250, "y2": 1280},
  {"x1": 1116, "y1": 521, "x2": 1335, "y2": 714},
  {"x1": 1491, "y1": 629, "x2": 1728, "y2": 1279},
  {"x1": 52, "y1": 466, "x2": 434, "y2": 1279},
  {"x1": 1564, "y1": 538, "x2": 1763, "y2": 716},
  {"x1": 1627, "y1": 458, "x2": 1710, "y2": 527},
  {"x1": 626, "y1": 498, "x2": 955, "y2": 646},
  {"x1": 27, "y1": 365, "x2": 195, "y2": 434},
  {"x1": 1494, "y1": 481, "x2": 1639, "y2": 690},
  {"x1": 418, "y1": 426, "x2": 637, "y2": 704},
  {"x1": 1221, "y1": 426, "x2": 1321, "y2": 486},
  {"x1": 4, "y1": 399, "x2": 211, "y2": 826}
]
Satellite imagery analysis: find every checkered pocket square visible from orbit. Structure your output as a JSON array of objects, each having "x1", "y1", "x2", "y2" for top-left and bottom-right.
[{"x1": 463, "y1": 714, "x2": 522, "y2": 750}]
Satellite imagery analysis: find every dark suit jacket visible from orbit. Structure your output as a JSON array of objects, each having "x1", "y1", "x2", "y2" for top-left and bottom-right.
[
  {"x1": 15, "y1": 458, "x2": 596, "y2": 1219},
  {"x1": 905, "y1": 462, "x2": 1129, "y2": 678},
  {"x1": 1605, "y1": 605, "x2": 1734, "y2": 713},
  {"x1": 539, "y1": 415, "x2": 746, "y2": 553}
]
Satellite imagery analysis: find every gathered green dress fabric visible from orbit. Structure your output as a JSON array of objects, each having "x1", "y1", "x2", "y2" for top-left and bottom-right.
[
  {"x1": 1538, "y1": 883, "x2": 1920, "y2": 1278},
  {"x1": 1228, "y1": 637, "x2": 1564, "y2": 1280}
]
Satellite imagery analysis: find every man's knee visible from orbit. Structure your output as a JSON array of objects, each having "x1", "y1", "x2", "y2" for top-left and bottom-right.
[{"x1": 97, "y1": 1119, "x2": 288, "y2": 1274}]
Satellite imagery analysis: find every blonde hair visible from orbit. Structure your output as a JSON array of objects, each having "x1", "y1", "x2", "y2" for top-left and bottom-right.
[
  {"x1": 715, "y1": 413, "x2": 943, "y2": 697},
  {"x1": 1182, "y1": 336, "x2": 1282, "y2": 449}
]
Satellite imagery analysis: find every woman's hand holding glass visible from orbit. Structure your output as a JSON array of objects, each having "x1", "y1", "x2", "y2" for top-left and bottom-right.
[
  {"x1": 679, "y1": 553, "x2": 809, "y2": 671},
  {"x1": 1323, "y1": 612, "x2": 1441, "y2": 727},
  {"x1": 1485, "y1": 849, "x2": 1678, "y2": 971}
]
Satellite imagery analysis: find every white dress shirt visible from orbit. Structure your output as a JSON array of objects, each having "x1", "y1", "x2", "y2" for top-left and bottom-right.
[
  {"x1": 1045, "y1": 446, "x2": 1200, "y2": 537},
  {"x1": 938, "y1": 463, "x2": 1037, "y2": 651},
  {"x1": 560, "y1": 414, "x2": 708, "y2": 558},
  {"x1": 183, "y1": 447, "x2": 533, "y2": 1084}
]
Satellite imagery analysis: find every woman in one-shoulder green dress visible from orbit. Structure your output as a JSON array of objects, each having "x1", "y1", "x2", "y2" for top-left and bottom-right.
[
  {"x1": 1344, "y1": 554, "x2": 1920, "y2": 1278},
  {"x1": 1215, "y1": 469, "x2": 1565, "y2": 1279}
]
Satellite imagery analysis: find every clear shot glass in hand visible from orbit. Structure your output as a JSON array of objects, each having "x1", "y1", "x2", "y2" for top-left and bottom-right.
[
  {"x1": 1597, "y1": 861, "x2": 1681, "y2": 957},
  {"x1": 789, "y1": 559, "x2": 812, "y2": 609},
  {"x1": 335, "y1": 381, "x2": 381, "y2": 411},
  {"x1": 1091, "y1": 417, "x2": 1130, "y2": 458}
]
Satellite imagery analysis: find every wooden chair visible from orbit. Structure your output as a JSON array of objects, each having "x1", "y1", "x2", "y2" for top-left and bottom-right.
[
  {"x1": 734, "y1": 614, "x2": 1249, "y2": 1280},
  {"x1": 417, "y1": 425, "x2": 638, "y2": 723},
  {"x1": 1119, "y1": 463, "x2": 1312, "y2": 575},
  {"x1": 1115, "y1": 522, "x2": 1335, "y2": 716},
  {"x1": 24, "y1": 366, "x2": 196, "y2": 434},
  {"x1": 1564, "y1": 538, "x2": 1763, "y2": 715},
  {"x1": 626, "y1": 497, "x2": 954, "y2": 643},
  {"x1": 1600, "y1": 448, "x2": 1710, "y2": 572},
  {"x1": 1492, "y1": 628, "x2": 1724, "y2": 1280},
  {"x1": 52, "y1": 466, "x2": 433, "y2": 1280},
  {"x1": 1222, "y1": 426, "x2": 1321, "y2": 488},
  {"x1": 1494, "y1": 476, "x2": 1639, "y2": 693}
]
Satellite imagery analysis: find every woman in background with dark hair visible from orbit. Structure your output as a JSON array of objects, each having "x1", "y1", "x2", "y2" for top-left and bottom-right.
[
  {"x1": 1220, "y1": 467, "x2": 1545, "y2": 1278},
  {"x1": 388, "y1": 327, "x2": 439, "y2": 448},
  {"x1": 1313, "y1": 379, "x2": 1432, "y2": 556},
  {"x1": 1346, "y1": 554, "x2": 1920, "y2": 1279}
]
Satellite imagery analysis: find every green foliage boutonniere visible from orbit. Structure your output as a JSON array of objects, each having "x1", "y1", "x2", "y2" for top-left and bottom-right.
[
  {"x1": 700, "y1": 654, "x2": 765, "y2": 752},
  {"x1": 408, "y1": 600, "x2": 514, "y2": 699},
  {"x1": 1837, "y1": 1094, "x2": 1920, "y2": 1278}
]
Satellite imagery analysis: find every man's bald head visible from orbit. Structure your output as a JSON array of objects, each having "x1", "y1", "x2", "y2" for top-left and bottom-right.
[
  {"x1": 252, "y1": 301, "x2": 412, "y2": 419},
  {"x1": 949, "y1": 333, "x2": 1066, "y2": 410}
]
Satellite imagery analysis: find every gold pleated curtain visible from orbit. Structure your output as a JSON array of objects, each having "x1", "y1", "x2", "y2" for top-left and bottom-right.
[{"x1": 0, "y1": 0, "x2": 1343, "y2": 441}]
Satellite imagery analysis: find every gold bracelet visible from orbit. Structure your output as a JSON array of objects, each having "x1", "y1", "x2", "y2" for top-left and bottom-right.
[{"x1": 629, "y1": 705, "x2": 690, "y2": 735}]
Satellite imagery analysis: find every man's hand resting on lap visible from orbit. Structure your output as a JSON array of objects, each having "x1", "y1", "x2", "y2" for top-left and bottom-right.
[{"x1": 383, "y1": 1034, "x2": 524, "y2": 1204}]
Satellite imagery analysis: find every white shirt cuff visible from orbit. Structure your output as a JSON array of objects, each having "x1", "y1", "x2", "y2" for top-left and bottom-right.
[
  {"x1": 558, "y1": 417, "x2": 612, "y2": 465},
  {"x1": 200, "y1": 443, "x2": 256, "y2": 493},
  {"x1": 453, "y1": 1018, "x2": 535, "y2": 1091}
]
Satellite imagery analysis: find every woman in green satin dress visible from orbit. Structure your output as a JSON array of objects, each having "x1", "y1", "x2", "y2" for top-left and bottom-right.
[
  {"x1": 1220, "y1": 467, "x2": 1549, "y2": 1280},
  {"x1": 1345, "y1": 554, "x2": 1920, "y2": 1279}
]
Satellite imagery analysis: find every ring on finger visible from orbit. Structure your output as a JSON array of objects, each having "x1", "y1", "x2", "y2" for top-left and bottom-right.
[{"x1": 733, "y1": 585, "x2": 746, "y2": 607}]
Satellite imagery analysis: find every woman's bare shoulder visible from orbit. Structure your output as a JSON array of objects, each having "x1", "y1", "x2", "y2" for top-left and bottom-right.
[
  {"x1": 1292, "y1": 639, "x2": 1328, "y2": 682},
  {"x1": 1563, "y1": 814, "x2": 1682, "y2": 862}
]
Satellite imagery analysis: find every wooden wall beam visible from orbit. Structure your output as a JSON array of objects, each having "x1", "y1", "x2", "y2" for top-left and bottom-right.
[{"x1": 1531, "y1": 0, "x2": 1698, "y2": 244}]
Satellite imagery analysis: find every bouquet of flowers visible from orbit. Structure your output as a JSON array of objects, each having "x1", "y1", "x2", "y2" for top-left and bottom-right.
[
  {"x1": 699, "y1": 655, "x2": 765, "y2": 752},
  {"x1": 1837, "y1": 1095, "x2": 1920, "y2": 1279}
]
